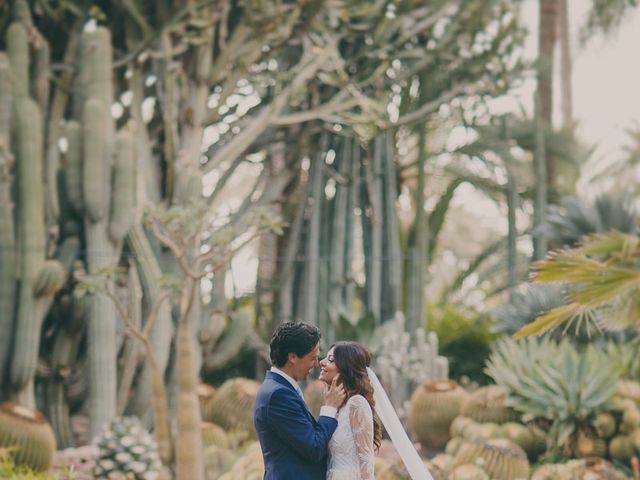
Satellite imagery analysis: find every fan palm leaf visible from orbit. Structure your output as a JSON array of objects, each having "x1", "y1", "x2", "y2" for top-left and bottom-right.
[{"x1": 515, "y1": 232, "x2": 640, "y2": 338}]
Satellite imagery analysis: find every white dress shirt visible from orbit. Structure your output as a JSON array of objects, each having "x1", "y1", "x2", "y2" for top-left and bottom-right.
[{"x1": 270, "y1": 366, "x2": 337, "y2": 419}]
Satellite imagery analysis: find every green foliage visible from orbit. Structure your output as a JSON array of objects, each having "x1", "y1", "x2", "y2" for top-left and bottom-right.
[
  {"x1": 0, "y1": 454, "x2": 63, "y2": 479},
  {"x1": 603, "y1": 340, "x2": 640, "y2": 381},
  {"x1": 429, "y1": 304, "x2": 498, "y2": 384},
  {"x1": 485, "y1": 338, "x2": 620, "y2": 454},
  {"x1": 516, "y1": 231, "x2": 640, "y2": 338}
]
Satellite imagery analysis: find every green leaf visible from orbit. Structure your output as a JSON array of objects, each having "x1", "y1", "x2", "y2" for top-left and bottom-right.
[{"x1": 513, "y1": 303, "x2": 580, "y2": 338}]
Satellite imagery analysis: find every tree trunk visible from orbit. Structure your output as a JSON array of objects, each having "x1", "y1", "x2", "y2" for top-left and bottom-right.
[
  {"x1": 175, "y1": 277, "x2": 204, "y2": 480},
  {"x1": 538, "y1": 0, "x2": 558, "y2": 187},
  {"x1": 405, "y1": 126, "x2": 428, "y2": 333},
  {"x1": 533, "y1": 93, "x2": 548, "y2": 261},
  {"x1": 558, "y1": 0, "x2": 573, "y2": 129}
]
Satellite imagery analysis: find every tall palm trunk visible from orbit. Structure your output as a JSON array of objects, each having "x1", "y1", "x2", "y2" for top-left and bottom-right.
[
  {"x1": 533, "y1": 93, "x2": 548, "y2": 261},
  {"x1": 558, "y1": 0, "x2": 573, "y2": 129},
  {"x1": 538, "y1": 0, "x2": 558, "y2": 188}
]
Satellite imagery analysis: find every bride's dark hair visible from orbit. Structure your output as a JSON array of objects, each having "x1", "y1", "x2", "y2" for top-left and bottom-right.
[{"x1": 331, "y1": 341, "x2": 382, "y2": 451}]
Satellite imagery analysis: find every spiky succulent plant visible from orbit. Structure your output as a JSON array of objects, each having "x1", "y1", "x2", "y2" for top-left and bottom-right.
[
  {"x1": 485, "y1": 338, "x2": 619, "y2": 455},
  {"x1": 92, "y1": 417, "x2": 161, "y2": 480}
]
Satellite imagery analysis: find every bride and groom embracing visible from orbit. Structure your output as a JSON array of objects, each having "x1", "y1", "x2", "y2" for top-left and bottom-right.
[{"x1": 253, "y1": 321, "x2": 434, "y2": 480}]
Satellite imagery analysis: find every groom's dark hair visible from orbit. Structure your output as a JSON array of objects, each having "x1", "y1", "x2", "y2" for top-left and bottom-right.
[{"x1": 270, "y1": 321, "x2": 321, "y2": 367}]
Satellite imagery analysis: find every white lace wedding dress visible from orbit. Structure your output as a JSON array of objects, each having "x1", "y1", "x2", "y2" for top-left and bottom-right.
[{"x1": 327, "y1": 394, "x2": 375, "y2": 480}]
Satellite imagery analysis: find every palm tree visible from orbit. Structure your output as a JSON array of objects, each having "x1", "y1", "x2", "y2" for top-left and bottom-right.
[
  {"x1": 581, "y1": 0, "x2": 640, "y2": 41},
  {"x1": 515, "y1": 231, "x2": 640, "y2": 338},
  {"x1": 544, "y1": 194, "x2": 638, "y2": 249}
]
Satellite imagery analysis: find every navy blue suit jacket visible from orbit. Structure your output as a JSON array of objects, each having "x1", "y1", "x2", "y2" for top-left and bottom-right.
[{"x1": 253, "y1": 371, "x2": 338, "y2": 480}]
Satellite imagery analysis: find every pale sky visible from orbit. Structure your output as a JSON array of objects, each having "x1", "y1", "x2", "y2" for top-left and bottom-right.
[{"x1": 521, "y1": 0, "x2": 640, "y2": 167}]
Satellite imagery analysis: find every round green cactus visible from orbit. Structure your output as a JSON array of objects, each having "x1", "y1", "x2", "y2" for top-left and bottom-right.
[
  {"x1": 449, "y1": 464, "x2": 490, "y2": 480},
  {"x1": 453, "y1": 438, "x2": 530, "y2": 480},
  {"x1": 408, "y1": 379, "x2": 469, "y2": 449},
  {"x1": 201, "y1": 421, "x2": 229, "y2": 449},
  {"x1": 461, "y1": 385, "x2": 519, "y2": 425},
  {"x1": 450, "y1": 416, "x2": 475, "y2": 438},
  {"x1": 0, "y1": 402, "x2": 56, "y2": 471},
  {"x1": 573, "y1": 432, "x2": 607, "y2": 458},
  {"x1": 197, "y1": 383, "x2": 217, "y2": 422},
  {"x1": 208, "y1": 378, "x2": 260, "y2": 435},
  {"x1": 595, "y1": 411, "x2": 617, "y2": 439},
  {"x1": 494, "y1": 422, "x2": 535, "y2": 455},
  {"x1": 463, "y1": 422, "x2": 501, "y2": 443},
  {"x1": 608, "y1": 434, "x2": 634, "y2": 461},
  {"x1": 92, "y1": 416, "x2": 161, "y2": 480},
  {"x1": 445, "y1": 436, "x2": 465, "y2": 456}
]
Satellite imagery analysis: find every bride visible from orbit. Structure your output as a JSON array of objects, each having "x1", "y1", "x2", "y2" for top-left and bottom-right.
[{"x1": 319, "y1": 341, "x2": 433, "y2": 480}]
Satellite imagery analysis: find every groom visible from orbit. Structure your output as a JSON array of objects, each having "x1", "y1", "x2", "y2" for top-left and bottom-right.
[{"x1": 254, "y1": 321, "x2": 345, "y2": 480}]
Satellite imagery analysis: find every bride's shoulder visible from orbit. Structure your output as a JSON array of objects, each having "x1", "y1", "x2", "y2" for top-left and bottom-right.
[{"x1": 347, "y1": 394, "x2": 371, "y2": 410}]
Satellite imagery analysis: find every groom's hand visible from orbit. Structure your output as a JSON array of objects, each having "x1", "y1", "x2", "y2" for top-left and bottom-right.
[{"x1": 324, "y1": 374, "x2": 345, "y2": 408}]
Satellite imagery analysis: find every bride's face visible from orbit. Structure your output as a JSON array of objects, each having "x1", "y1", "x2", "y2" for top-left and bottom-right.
[{"x1": 319, "y1": 347, "x2": 339, "y2": 384}]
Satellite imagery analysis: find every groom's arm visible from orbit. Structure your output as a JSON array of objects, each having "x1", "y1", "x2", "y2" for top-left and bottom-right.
[{"x1": 266, "y1": 389, "x2": 338, "y2": 463}]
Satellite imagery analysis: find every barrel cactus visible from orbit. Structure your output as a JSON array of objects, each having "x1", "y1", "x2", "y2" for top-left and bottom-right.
[
  {"x1": 445, "y1": 436, "x2": 464, "y2": 456},
  {"x1": 616, "y1": 379, "x2": 640, "y2": 403},
  {"x1": 595, "y1": 411, "x2": 617, "y2": 439},
  {"x1": 452, "y1": 438, "x2": 530, "y2": 480},
  {"x1": 408, "y1": 379, "x2": 468, "y2": 449},
  {"x1": 0, "y1": 402, "x2": 56, "y2": 471},
  {"x1": 450, "y1": 416, "x2": 475, "y2": 438},
  {"x1": 461, "y1": 385, "x2": 519, "y2": 424},
  {"x1": 92, "y1": 416, "x2": 161, "y2": 480},
  {"x1": 531, "y1": 458, "x2": 627, "y2": 480},
  {"x1": 494, "y1": 423, "x2": 534, "y2": 455},
  {"x1": 197, "y1": 383, "x2": 217, "y2": 422},
  {"x1": 218, "y1": 441, "x2": 264, "y2": 480},
  {"x1": 462, "y1": 422, "x2": 501, "y2": 443},
  {"x1": 449, "y1": 464, "x2": 490, "y2": 480},
  {"x1": 208, "y1": 378, "x2": 260, "y2": 434},
  {"x1": 608, "y1": 434, "x2": 634, "y2": 461},
  {"x1": 573, "y1": 428, "x2": 607, "y2": 458},
  {"x1": 201, "y1": 421, "x2": 229, "y2": 449}
]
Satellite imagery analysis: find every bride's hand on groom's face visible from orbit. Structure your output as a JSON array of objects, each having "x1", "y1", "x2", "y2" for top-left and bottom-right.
[{"x1": 324, "y1": 374, "x2": 345, "y2": 408}]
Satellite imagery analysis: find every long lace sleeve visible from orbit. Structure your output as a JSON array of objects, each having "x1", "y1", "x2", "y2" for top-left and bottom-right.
[{"x1": 348, "y1": 395, "x2": 375, "y2": 480}]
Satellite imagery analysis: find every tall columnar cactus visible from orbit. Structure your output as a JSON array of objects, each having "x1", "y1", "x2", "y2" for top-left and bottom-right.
[
  {"x1": 2, "y1": 6, "x2": 67, "y2": 406},
  {"x1": 71, "y1": 27, "x2": 136, "y2": 436},
  {"x1": 6, "y1": 22, "x2": 29, "y2": 99},
  {"x1": 9, "y1": 97, "x2": 46, "y2": 406},
  {"x1": 0, "y1": 53, "x2": 15, "y2": 398}
]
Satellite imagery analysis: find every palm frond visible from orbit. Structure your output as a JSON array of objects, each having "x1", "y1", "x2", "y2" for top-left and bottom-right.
[{"x1": 513, "y1": 302, "x2": 582, "y2": 339}]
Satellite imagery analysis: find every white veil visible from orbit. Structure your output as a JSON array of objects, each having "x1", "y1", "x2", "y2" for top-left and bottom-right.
[{"x1": 367, "y1": 367, "x2": 434, "y2": 480}]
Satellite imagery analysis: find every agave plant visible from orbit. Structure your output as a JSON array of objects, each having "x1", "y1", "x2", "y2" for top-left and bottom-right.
[
  {"x1": 485, "y1": 338, "x2": 619, "y2": 455},
  {"x1": 515, "y1": 231, "x2": 640, "y2": 338},
  {"x1": 544, "y1": 194, "x2": 638, "y2": 249},
  {"x1": 603, "y1": 340, "x2": 640, "y2": 381}
]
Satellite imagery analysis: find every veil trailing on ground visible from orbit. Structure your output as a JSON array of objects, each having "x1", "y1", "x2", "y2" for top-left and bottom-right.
[{"x1": 367, "y1": 367, "x2": 434, "y2": 480}]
